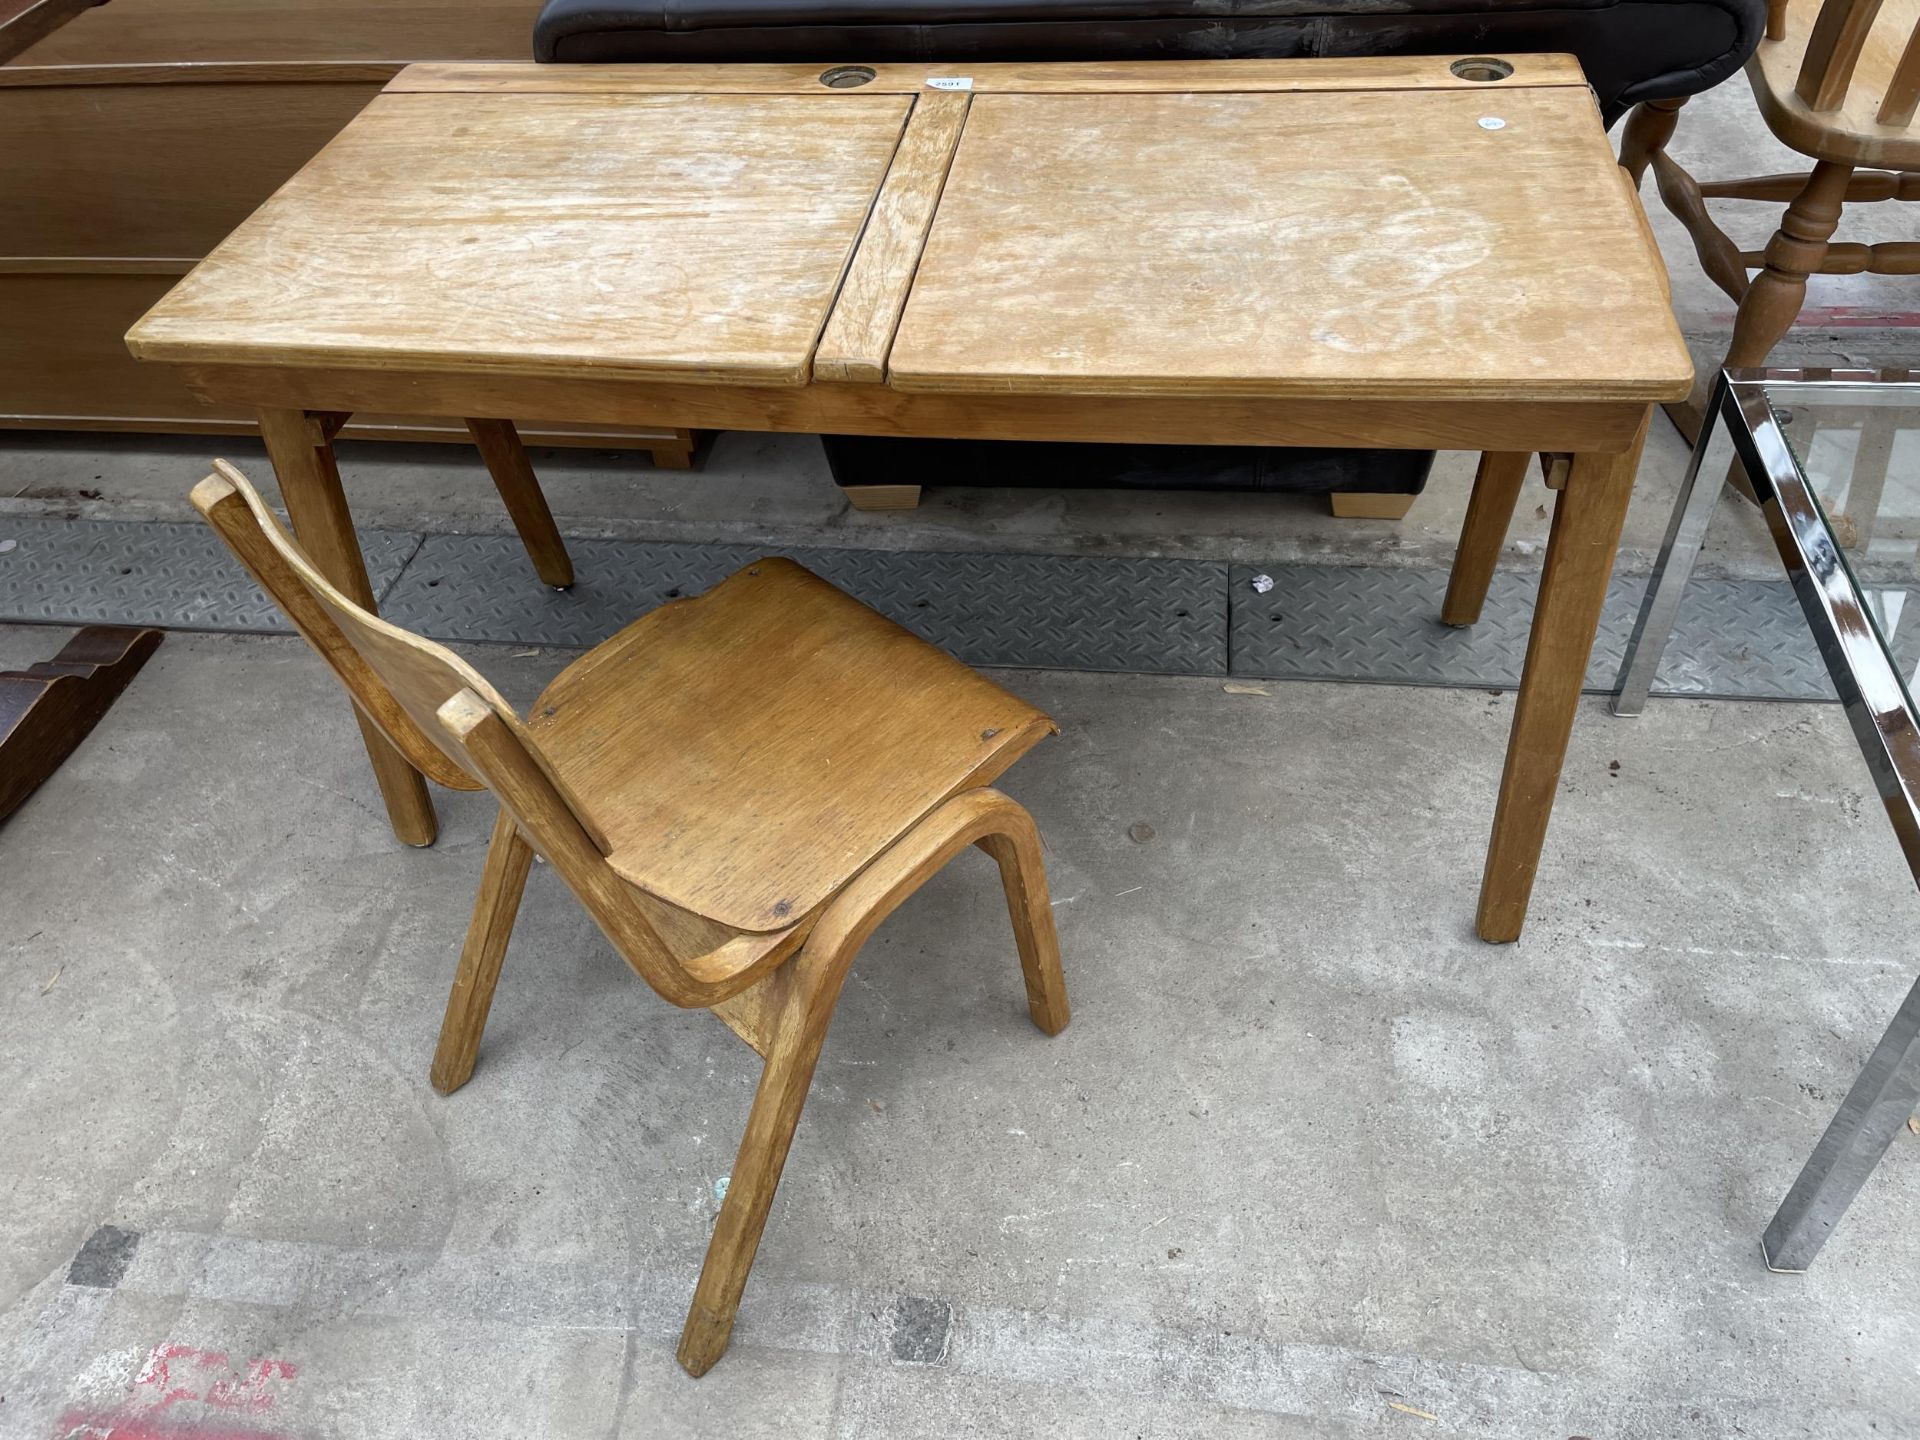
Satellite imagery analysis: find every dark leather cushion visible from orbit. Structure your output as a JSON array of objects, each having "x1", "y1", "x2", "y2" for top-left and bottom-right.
[{"x1": 535, "y1": 0, "x2": 1764, "y2": 122}]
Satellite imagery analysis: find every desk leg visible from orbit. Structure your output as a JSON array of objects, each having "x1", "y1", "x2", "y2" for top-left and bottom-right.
[
  {"x1": 465, "y1": 418, "x2": 574, "y2": 589},
  {"x1": 258, "y1": 406, "x2": 438, "y2": 847},
  {"x1": 1477, "y1": 418, "x2": 1649, "y2": 941},
  {"x1": 1442, "y1": 451, "x2": 1532, "y2": 626}
]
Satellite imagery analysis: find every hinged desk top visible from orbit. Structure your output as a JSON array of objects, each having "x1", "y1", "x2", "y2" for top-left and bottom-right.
[{"x1": 126, "y1": 57, "x2": 1693, "y2": 406}]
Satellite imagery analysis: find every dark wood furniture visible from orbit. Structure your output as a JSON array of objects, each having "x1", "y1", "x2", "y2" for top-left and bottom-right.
[
  {"x1": 0, "y1": 626, "x2": 162, "y2": 821},
  {"x1": 0, "y1": 0, "x2": 695, "y2": 464}
]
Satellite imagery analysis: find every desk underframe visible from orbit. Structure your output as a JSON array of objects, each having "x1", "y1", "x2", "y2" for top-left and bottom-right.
[{"x1": 180, "y1": 359, "x2": 1653, "y2": 944}]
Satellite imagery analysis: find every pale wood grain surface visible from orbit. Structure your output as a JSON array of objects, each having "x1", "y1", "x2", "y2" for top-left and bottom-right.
[
  {"x1": 888, "y1": 88, "x2": 1693, "y2": 402},
  {"x1": 813, "y1": 90, "x2": 969, "y2": 384},
  {"x1": 528, "y1": 558, "x2": 1057, "y2": 933},
  {"x1": 128, "y1": 91, "x2": 911, "y2": 383},
  {"x1": 129, "y1": 59, "x2": 1684, "y2": 405}
]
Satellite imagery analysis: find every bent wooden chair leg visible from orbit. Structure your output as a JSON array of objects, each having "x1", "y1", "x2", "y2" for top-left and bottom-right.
[
  {"x1": 676, "y1": 787, "x2": 1070, "y2": 1376},
  {"x1": 465, "y1": 418, "x2": 574, "y2": 589},
  {"x1": 258, "y1": 405, "x2": 438, "y2": 846},
  {"x1": 678, "y1": 947, "x2": 845, "y2": 1377},
  {"x1": 977, "y1": 815, "x2": 1070, "y2": 1035},
  {"x1": 1442, "y1": 451, "x2": 1532, "y2": 626},
  {"x1": 430, "y1": 806, "x2": 534, "y2": 1095},
  {"x1": 1477, "y1": 420, "x2": 1648, "y2": 942}
]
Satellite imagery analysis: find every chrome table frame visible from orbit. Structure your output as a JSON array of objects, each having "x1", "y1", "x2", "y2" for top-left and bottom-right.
[{"x1": 1614, "y1": 367, "x2": 1920, "y2": 1270}]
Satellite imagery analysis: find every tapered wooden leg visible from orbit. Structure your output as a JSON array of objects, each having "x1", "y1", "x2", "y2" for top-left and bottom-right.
[
  {"x1": 1726, "y1": 160, "x2": 1854, "y2": 368},
  {"x1": 844, "y1": 484, "x2": 921, "y2": 511},
  {"x1": 464, "y1": 418, "x2": 574, "y2": 589},
  {"x1": 430, "y1": 807, "x2": 534, "y2": 1095},
  {"x1": 1442, "y1": 451, "x2": 1532, "y2": 626},
  {"x1": 1477, "y1": 418, "x2": 1650, "y2": 942},
  {"x1": 1618, "y1": 95, "x2": 1687, "y2": 185},
  {"x1": 977, "y1": 816, "x2": 1069, "y2": 1036},
  {"x1": 678, "y1": 947, "x2": 845, "y2": 1377},
  {"x1": 258, "y1": 406, "x2": 437, "y2": 846},
  {"x1": 1329, "y1": 491, "x2": 1416, "y2": 520}
]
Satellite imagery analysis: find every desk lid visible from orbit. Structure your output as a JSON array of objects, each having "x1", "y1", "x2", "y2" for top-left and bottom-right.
[
  {"x1": 127, "y1": 87, "x2": 912, "y2": 386},
  {"x1": 128, "y1": 57, "x2": 1691, "y2": 404}
]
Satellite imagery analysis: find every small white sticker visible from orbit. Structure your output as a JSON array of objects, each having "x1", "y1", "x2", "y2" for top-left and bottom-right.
[
  {"x1": 1478, "y1": 115, "x2": 1507, "y2": 130},
  {"x1": 926, "y1": 76, "x2": 974, "y2": 91}
]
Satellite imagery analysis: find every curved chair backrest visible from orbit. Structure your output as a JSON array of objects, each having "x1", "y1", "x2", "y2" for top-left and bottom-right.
[
  {"x1": 190, "y1": 461, "x2": 767, "y2": 1008},
  {"x1": 1774, "y1": 0, "x2": 1920, "y2": 124}
]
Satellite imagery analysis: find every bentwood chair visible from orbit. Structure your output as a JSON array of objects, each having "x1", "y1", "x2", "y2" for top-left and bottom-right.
[
  {"x1": 1623, "y1": 0, "x2": 1920, "y2": 404},
  {"x1": 190, "y1": 459, "x2": 1071, "y2": 1377}
]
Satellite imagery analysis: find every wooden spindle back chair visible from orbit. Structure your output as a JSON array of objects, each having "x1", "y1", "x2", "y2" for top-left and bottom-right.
[
  {"x1": 1621, "y1": 0, "x2": 1919, "y2": 417},
  {"x1": 191, "y1": 458, "x2": 1071, "y2": 1376}
]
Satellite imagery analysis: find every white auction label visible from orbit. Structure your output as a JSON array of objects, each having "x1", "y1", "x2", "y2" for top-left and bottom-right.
[{"x1": 926, "y1": 77, "x2": 974, "y2": 90}]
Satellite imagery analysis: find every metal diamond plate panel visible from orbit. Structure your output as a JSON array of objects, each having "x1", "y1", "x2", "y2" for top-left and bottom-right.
[
  {"x1": 1, "y1": 510, "x2": 1893, "y2": 702},
  {"x1": 0, "y1": 517, "x2": 419, "y2": 632},
  {"x1": 383, "y1": 534, "x2": 1229, "y2": 675},
  {"x1": 1227, "y1": 563, "x2": 1866, "y2": 702}
]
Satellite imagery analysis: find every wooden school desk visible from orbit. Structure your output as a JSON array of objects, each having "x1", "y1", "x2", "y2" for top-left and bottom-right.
[{"x1": 126, "y1": 56, "x2": 1693, "y2": 941}]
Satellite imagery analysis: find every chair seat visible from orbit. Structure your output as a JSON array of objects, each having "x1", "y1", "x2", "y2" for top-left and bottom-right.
[
  {"x1": 1749, "y1": 0, "x2": 1920, "y2": 167},
  {"x1": 528, "y1": 558, "x2": 1056, "y2": 933}
]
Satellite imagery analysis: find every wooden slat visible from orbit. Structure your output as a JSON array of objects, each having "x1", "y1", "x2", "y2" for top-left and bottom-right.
[
  {"x1": 813, "y1": 91, "x2": 970, "y2": 384},
  {"x1": 387, "y1": 55, "x2": 1590, "y2": 97},
  {"x1": 888, "y1": 87, "x2": 1690, "y2": 403},
  {"x1": 1797, "y1": 0, "x2": 1888, "y2": 108},
  {"x1": 1879, "y1": 22, "x2": 1920, "y2": 124}
]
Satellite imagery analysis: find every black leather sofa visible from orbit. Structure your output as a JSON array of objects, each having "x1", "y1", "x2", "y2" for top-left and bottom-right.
[
  {"x1": 535, "y1": 0, "x2": 1764, "y2": 510},
  {"x1": 537, "y1": 0, "x2": 1761, "y2": 125}
]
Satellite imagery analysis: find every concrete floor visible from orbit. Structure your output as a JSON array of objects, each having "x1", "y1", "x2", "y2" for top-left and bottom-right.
[
  {"x1": 3, "y1": 630, "x2": 1919, "y2": 1437},
  {"x1": 3, "y1": 59, "x2": 1919, "y2": 1440}
]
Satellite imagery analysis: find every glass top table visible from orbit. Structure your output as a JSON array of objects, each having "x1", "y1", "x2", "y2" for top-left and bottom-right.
[{"x1": 1615, "y1": 367, "x2": 1920, "y2": 1273}]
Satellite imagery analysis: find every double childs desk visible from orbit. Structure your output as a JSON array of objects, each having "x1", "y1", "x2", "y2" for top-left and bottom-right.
[{"x1": 126, "y1": 55, "x2": 1693, "y2": 941}]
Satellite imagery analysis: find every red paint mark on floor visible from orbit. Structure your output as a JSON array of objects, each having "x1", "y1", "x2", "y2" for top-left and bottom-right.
[
  {"x1": 54, "y1": 1342, "x2": 300, "y2": 1439},
  {"x1": 1796, "y1": 306, "x2": 1920, "y2": 328},
  {"x1": 1697, "y1": 305, "x2": 1920, "y2": 330}
]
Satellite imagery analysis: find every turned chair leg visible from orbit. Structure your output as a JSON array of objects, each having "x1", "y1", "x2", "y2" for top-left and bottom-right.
[
  {"x1": 977, "y1": 814, "x2": 1070, "y2": 1036},
  {"x1": 430, "y1": 806, "x2": 535, "y2": 1095},
  {"x1": 676, "y1": 787, "x2": 1069, "y2": 1376},
  {"x1": 1618, "y1": 95, "x2": 1688, "y2": 185},
  {"x1": 1726, "y1": 160, "x2": 1855, "y2": 368}
]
